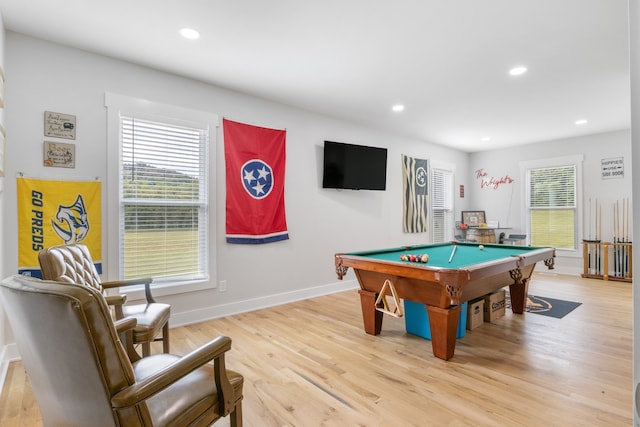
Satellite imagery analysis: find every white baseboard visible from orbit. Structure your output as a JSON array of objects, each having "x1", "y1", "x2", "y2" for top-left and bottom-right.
[
  {"x1": 171, "y1": 279, "x2": 358, "y2": 327},
  {"x1": 0, "y1": 343, "x2": 20, "y2": 398}
]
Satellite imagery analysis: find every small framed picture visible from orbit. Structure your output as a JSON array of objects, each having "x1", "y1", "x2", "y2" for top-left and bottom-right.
[
  {"x1": 44, "y1": 141, "x2": 75, "y2": 168},
  {"x1": 44, "y1": 111, "x2": 76, "y2": 140},
  {"x1": 462, "y1": 210, "x2": 486, "y2": 227}
]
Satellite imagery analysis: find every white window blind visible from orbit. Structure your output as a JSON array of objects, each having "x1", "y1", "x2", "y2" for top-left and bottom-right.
[
  {"x1": 431, "y1": 168, "x2": 454, "y2": 243},
  {"x1": 120, "y1": 116, "x2": 209, "y2": 281},
  {"x1": 527, "y1": 164, "x2": 576, "y2": 250}
]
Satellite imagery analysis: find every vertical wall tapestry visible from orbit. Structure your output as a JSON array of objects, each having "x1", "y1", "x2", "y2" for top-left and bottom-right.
[
  {"x1": 223, "y1": 118, "x2": 289, "y2": 244},
  {"x1": 402, "y1": 155, "x2": 429, "y2": 233},
  {"x1": 17, "y1": 176, "x2": 102, "y2": 277}
]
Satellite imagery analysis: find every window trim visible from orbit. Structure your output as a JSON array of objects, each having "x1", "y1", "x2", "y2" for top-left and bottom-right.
[
  {"x1": 105, "y1": 93, "x2": 218, "y2": 296},
  {"x1": 430, "y1": 160, "x2": 456, "y2": 243},
  {"x1": 520, "y1": 154, "x2": 583, "y2": 256}
]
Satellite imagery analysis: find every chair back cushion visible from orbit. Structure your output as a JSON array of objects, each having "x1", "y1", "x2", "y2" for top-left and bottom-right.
[
  {"x1": 0, "y1": 275, "x2": 142, "y2": 426},
  {"x1": 38, "y1": 244, "x2": 102, "y2": 291}
]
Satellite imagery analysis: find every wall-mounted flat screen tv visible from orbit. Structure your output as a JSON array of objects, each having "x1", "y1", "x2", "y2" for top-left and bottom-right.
[{"x1": 322, "y1": 140, "x2": 388, "y2": 190}]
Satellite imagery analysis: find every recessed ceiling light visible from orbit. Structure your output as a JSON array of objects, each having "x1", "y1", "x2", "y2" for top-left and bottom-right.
[
  {"x1": 481, "y1": 137, "x2": 491, "y2": 142},
  {"x1": 392, "y1": 104, "x2": 405, "y2": 112},
  {"x1": 179, "y1": 28, "x2": 200, "y2": 40},
  {"x1": 508, "y1": 66, "x2": 528, "y2": 76},
  {"x1": 575, "y1": 119, "x2": 588, "y2": 125}
]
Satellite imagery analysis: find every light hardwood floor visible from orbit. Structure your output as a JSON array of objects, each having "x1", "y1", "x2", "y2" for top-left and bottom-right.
[{"x1": 0, "y1": 272, "x2": 633, "y2": 426}]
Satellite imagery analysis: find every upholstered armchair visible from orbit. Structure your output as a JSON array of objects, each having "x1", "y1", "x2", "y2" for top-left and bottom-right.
[
  {"x1": 0, "y1": 275, "x2": 244, "y2": 427},
  {"x1": 38, "y1": 243, "x2": 170, "y2": 358}
]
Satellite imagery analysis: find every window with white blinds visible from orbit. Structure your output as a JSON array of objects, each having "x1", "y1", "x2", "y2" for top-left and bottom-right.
[
  {"x1": 120, "y1": 116, "x2": 209, "y2": 281},
  {"x1": 431, "y1": 167, "x2": 454, "y2": 243},
  {"x1": 527, "y1": 164, "x2": 576, "y2": 250}
]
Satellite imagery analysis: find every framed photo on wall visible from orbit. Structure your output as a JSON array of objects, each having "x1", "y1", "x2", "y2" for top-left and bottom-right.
[
  {"x1": 44, "y1": 111, "x2": 76, "y2": 140},
  {"x1": 462, "y1": 210, "x2": 486, "y2": 227},
  {"x1": 43, "y1": 141, "x2": 75, "y2": 168}
]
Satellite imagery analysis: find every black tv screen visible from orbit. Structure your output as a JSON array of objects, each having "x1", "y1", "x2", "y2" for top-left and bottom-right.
[{"x1": 322, "y1": 141, "x2": 388, "y2": 190}]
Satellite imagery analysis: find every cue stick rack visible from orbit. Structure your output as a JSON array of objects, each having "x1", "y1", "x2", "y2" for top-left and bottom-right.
[{"x1": 582, "y1": 197, "x2": 632, "y2": 282}]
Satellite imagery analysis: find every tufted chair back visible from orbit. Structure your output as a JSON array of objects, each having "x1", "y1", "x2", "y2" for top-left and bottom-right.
[{"x1": 38, "y1": 243, "x2": 102, "y2": 291}]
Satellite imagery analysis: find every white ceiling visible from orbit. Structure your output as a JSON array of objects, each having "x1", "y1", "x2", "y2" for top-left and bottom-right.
[{"x1": 0, "y1": 0, "x2": 630, "y2": 152}]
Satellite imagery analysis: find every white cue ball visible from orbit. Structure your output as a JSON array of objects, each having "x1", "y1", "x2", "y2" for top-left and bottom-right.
[{"x1": 478, "y1": 245, "x2": 484, "y2": 250}]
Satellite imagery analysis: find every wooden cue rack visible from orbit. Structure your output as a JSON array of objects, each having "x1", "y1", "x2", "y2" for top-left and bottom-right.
[{"x1": 581, "y1": 240, "x2": 632, "y2": 282}]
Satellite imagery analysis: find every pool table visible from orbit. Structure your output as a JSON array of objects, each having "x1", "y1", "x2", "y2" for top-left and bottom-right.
[{"x1": 334, "y1": 242, "x2": 555, "y2": 360}]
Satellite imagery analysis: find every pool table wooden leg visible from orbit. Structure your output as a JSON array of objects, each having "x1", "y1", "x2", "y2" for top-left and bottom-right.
[
  {"x1": 508, "y1": 269, "x2": 530, "y2": 314},
  {"x1": 426, "y1": 305, "x2": 460, "y2": 361},
  {"x1": 358, "y1": 289, "x2": 383, "y2": 335}
]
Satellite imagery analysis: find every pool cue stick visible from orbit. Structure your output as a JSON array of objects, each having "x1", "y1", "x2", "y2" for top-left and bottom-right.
[
  {"x1": 620, "y1": 198, "x2": 623, "y2": 276},
  {"x1": 594, "y1": 199, "x2": 597, "y2": 274},
  {"x1": 448, "y1": 245, "x2": 457, "y2": 263},
  {"x1": 599, "y1": 201, "x2": 602, "y2": 274},
  {"x1": 617, "y1": 199, "x2": 624, "y2": 276},
  {"x1": 597, "y1": 200, "x2": 600, "y2": 274},
  {"x1": 587, "y1": 197, "x2": 593, "y2": 274},
  {"x1": 591, "y1": 198, "x2": 595, "y2": 274},
  {"x1": 614, "y1": 200, "x2": 619, "y2": 276},
  {"x1": 620, "y1": 197, "x2": 624, "y2": 277},
  {"x1": 619, "y1": 199, "x2": 623, "y2": 277},
  {"x1": 589, "y1": 198, "x2": 592, "y2": 240},
  {"x1": 625, "y1": 197, "x2": 629, "y2": 277},
  {"x1": 620, "y1": 198, "x2": 627, "y2": 277},
  {"x1": 618, "y1": 198, "x2": 626, "y2": 277}
]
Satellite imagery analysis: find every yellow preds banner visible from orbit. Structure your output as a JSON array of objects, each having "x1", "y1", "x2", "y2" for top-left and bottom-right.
[{"x1": 17, "y1": 177, "x2": 102, "y2": 278}]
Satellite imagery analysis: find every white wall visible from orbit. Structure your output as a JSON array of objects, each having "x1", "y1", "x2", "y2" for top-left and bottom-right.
[
  {"x1": 469, "y1": 130, "x2": 632, "y2": 274},
  {"x1": 1, "y1": 32, "x2": 470, "y2": 327}
]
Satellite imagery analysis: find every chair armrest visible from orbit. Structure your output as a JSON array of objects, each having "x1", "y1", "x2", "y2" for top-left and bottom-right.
[
  {"x1": 105, "y1": 295, "x2": 127, "y2": 306},
  {"x1": 113, "y1": 317, "x2": 141, "y2": 362},
  {"x1": 114, "y1": 317, "x2": 137, "y2": 335},
  {"x1": 101, "y1": 277, "x2": 152, "y2": 289},
  {"x1": 102, "y1": 278, "x2": 157, "y2": 304},
  {"x1": 111, "y1": 336, "x2": 233, "y2": 412}
]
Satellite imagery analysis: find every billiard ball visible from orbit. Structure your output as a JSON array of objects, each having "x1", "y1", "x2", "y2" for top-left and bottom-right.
[
  {"x1": 420, "y1": 254, "x2": 429, "y2": 263},
  {"x1": 478, "y1": 245, "x2": 484, "y2": 250}
]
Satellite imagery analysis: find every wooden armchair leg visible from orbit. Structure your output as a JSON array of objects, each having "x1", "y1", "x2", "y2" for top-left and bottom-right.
[
  {"x1": 162, "y1": 322, "x2": 170, "y2": 353},
  {"x1": 142, "y1": 342, "x2": 151, "y2": 357},
  {"x1": 230, "y1": 402, "x2": 243, "y2": 427}
]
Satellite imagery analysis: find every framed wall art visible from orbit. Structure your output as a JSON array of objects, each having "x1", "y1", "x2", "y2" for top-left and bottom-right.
[
  {"x1": 43, "y1": 141, "x2": 75, "y2": 168},
  {"x1": 461, "y1": 210, "x2": 486, "y2": 227},
  {"x1": 44, "y1": 111, "x2": 76, "y2": 140}
]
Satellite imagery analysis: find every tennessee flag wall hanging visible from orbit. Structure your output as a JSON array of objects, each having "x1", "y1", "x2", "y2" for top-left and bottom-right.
[{"x1": 223, "y1": 118, "x2": 289, "y2": 244}]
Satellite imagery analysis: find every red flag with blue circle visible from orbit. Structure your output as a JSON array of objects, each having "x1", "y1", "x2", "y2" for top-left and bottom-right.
[{"x1": 223, "y1": 119, "x2": 289, "y2": 244}]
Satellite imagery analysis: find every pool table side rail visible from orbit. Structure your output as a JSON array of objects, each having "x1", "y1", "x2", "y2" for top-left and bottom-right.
[{"x1": 334, "y1": 246, "x2": 556, "y2": 282}]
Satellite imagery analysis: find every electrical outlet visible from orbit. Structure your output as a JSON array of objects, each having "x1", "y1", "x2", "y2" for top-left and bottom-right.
[{"x1": 219, "y1": 280, "x2": 227, "y2": 292}]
